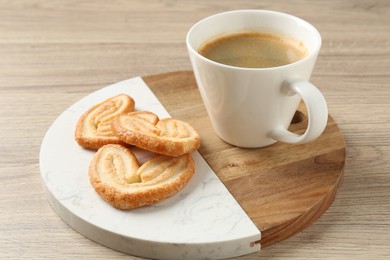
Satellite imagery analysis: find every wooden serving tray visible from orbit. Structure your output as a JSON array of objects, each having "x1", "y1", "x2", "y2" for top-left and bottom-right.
[{"x1": 144, "y1": 71, "x2": 346, "y2": 247}]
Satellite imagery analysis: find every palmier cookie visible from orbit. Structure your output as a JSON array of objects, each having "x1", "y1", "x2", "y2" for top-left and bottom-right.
[
  {"x1": 75, "y1": 94, "x2": 135, "y2": 149},
  {"x1": 89, "y1": 144, "x2": 195, "y2": 209},
  {"x1": 111, "y1": 111, "x2": 201, "y2": 157}
]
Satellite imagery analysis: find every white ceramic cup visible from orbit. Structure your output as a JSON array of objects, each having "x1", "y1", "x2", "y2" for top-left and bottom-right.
[{"x1": 186, "y1": 10, "x2": 328, "y2": 148}]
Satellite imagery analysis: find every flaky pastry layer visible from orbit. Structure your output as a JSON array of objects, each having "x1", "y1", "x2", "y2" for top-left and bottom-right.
[
  {"x1": 74, "y1": 94, "x2": 135, "y2": 149},
  {"x1": 112, "y1": 111, "x2": 201, "y2": 157},
  {"x1": 88, "y1": 144, "x2": 195, "y2": 209}
]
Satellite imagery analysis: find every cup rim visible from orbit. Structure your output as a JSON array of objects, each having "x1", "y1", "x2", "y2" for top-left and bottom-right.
[{"x1": 186, "y1": 9, "x2": 322, "y2": 71}]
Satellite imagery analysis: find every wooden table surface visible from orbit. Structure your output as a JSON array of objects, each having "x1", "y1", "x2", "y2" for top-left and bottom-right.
[{"x1": 1, "y1": 0, "x2": 389, "y2": 259}]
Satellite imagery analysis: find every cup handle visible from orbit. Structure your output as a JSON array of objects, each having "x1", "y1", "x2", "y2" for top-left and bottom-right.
[{"x1": 269, "y1": 80, "x2": 328, "y2": 144}]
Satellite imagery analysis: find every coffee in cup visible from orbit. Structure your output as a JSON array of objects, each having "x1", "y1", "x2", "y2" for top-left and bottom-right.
[{"x1": 198, "y1": 32, "x2": 308, "y2": 68}]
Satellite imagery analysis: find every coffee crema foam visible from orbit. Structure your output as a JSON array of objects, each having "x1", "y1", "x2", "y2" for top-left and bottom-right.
[{"x1": 198, "y1": 32, "x2": 308, "y2": 68}]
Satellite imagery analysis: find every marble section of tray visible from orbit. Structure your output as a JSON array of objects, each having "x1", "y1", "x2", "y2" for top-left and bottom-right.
[{"x1": 40, "y1": 77, "x2": 261, "y2": 259}]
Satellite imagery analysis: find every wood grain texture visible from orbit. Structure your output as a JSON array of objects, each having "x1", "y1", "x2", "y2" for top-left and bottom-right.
[
  {"x1": 144, "y1": 70, "x2": 346, "y2": 248},
  {"x1": 1, "y1": 0, "x2": 390, "y2": 259}
]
